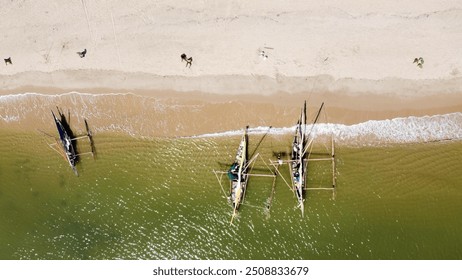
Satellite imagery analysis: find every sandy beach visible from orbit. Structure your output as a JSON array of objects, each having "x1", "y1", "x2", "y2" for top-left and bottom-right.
[
  {"x1": 3, "y1": 1, "x2": 462, "y2": 264},
  {"x1": 1, "y1": 0, "x2": 462, "y2": 137}
]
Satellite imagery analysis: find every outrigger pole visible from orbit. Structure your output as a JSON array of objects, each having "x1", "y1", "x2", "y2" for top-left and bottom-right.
[
  {"x1": 249, "y1": 126, "x2": 272, "y2": 159},
  {"x1": 302, "y1": 102, "x2": 324, "y2": 157},
  {"x1": 85, "y1": 119, "x2": 96, "y2": 159},
  {"x1": 305, "y1": 134, "x2": 336, "y2": 199},
  {"x1": 304, "y1": 102, "x2": 336, "y2": 199}
]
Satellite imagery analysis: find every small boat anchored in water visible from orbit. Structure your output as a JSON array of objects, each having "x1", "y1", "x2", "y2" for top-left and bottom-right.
[
  {"x1": 52, "y1": 110, "x2": 79, "y2": 175},
  {"x1": 213, "y1": 126, "x2": 276, "y2": 224},
  {"x1": 228, "y1": 126, "x2": 250, "y2": 223},
  {"x1": 271, "y1": 101, "x2": 335, "y2": 217},
  {"x1": 290, "y1": 101, "x2": 308, "y2": 216},
  {"x1": 41, "y1": 108, "x2": 95, "y2": 176}
]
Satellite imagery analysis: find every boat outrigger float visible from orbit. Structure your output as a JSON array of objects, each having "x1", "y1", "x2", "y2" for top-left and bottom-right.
[{"x1": 44, "y1": 108, "x2": 95, "y2": 176}]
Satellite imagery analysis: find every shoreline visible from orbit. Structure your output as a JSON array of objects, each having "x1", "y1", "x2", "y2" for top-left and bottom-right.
[
  {"x1": 1, "y1": 71, "x2": 461, "y2": 129},
  {"x1": 1, "y1": 89, "x2": 461, "y2": 141},
  {"x1": 2, "y1": 83, "x2": 461, "y2": 118},
  {"x1": 1, "y1": 70, "x2": 462, "y2": 97}
]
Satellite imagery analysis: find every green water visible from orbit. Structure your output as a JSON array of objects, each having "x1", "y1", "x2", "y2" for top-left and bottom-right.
[{"x1": 0, "y1": 130, "x2": 461, "y2": 259}]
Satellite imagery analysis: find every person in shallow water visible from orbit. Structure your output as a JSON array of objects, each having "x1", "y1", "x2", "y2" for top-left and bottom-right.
[{"x1": 227, "y1": 162, "x2": 239, "y2": 180}]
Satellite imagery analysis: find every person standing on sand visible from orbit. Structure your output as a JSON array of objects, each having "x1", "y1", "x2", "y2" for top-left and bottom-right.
[
  {"x1": 180, "y1": 53, "x2": 193, "y2": 68},
  {"x1": 413, "y1": 57, "x2": 424, "y2": 68}
]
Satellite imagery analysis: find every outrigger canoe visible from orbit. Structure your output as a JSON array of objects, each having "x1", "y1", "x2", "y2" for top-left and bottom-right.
[
  {"x1": 52, "y1": 111, "x2": 79, "y2": 176},
  {"x1": 228, "y1": 127, "x2": 249, "y2": 223},
  {"x1": 290, "y1": 101, "x2": 307, "y2": 216}
]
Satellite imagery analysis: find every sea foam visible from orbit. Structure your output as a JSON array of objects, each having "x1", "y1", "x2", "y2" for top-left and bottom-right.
[{"x1": 195, "y1": 113, "x2": 462, "y2": 145}]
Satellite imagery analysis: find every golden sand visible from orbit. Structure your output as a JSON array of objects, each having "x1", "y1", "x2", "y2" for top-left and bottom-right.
[{"x1": 1, "y1": 86, "x2": 461, "y2": 138}]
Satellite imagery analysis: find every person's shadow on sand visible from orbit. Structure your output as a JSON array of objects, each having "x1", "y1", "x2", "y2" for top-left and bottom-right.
[{"x1": 4, "y1": 57, "x2": 12, "y2": 65}]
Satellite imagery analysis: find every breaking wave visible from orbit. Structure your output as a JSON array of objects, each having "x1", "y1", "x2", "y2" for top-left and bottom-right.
[{"x1": 195, "y1": 113, "x2": 462, "y2": 145}]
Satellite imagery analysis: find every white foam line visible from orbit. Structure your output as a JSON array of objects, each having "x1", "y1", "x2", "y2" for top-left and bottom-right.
[
  {"x1": 0, "y1": 115, "x2": 20, "y2": 122},
  {"x1": 193, "y1": 113, "x2": 462, "y2": 144},
  {"x1": 190, "y1": 126, "x2": 275, "y2": 138},
  {"x1": 0, "y1": 91, "x2": 134, "y2": 102}
]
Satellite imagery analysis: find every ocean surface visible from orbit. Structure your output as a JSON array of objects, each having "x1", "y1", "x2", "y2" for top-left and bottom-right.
[{"x1": 1, "y1": 93, "x2": 462, "y2": 259}]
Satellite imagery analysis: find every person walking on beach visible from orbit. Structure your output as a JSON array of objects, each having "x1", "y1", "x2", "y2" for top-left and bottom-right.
[{"x1": 180, "y1": 53, "x2": 193, "y2": 68}]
